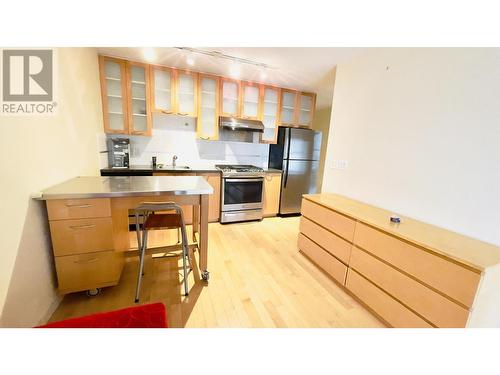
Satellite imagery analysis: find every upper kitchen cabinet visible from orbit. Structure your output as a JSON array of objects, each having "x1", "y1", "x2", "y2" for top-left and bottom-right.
[
  {"x1": 260, "y1": 86, "x2": 280, "y2": 144},
  {"x1": 99, "y1": 56, "x2": 129, "y2": 134},
  {"x1": 297, "y1": 92, "x2": 316, "y2": 127},
  {"x1": 240, "y1": 81, "x2": 262, "y2": 120},
  {"x1": 151, "y1": 65, "x2": 175, "y2": 114},
  {"x1": 175, "y1": 70, "x2": 198, "y2": 117},
  {"x1": 197, "y1": 74, "x2": 220, "y2": 140},
  {"x1": 279, "y1": 89, "x2": 299, "y2": 126},
  {"x1": 278, "y1": 89, "x2": 316, "y2": 128},
  {"x1": 126, "y1": 61, "x2": 152, "y2": 136},
  {"x1": 220, "y1": 78, "x2": 241, "y2": 117}
]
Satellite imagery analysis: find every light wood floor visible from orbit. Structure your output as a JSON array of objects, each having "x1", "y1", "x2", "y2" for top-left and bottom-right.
[{"x1": 49, "y1": 217, "x2": 385, "y2": 328}]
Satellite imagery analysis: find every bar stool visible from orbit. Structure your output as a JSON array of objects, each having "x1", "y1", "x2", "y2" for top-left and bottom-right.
[{"x1": 133, "y1": 202, "x2": 191, "y2": 303}]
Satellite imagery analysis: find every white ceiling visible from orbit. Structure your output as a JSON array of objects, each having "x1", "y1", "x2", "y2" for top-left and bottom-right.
[{"x1": 97, "y1": 47, "x2": 367, "y2": 109}]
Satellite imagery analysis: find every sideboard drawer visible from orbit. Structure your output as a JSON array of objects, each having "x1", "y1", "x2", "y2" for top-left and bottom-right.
[
  {"x1": 349, "y1": 246, "x2": 469, "y2": 328},
  {"x1": 346, "y1": 269, "x2": 432, "y2": 328},
  {"x1": 55, "y1": 251, "x2": 122, "y2": 294},
  {"x1": 301, "y1": 199, "x2": 356, "y2": 241},
  {"x1": 47, "y1": 198, "x2": 111, "y2": 220},
  {"x1": 298, "y1": 233, "x2": 348, "y2": 285},
  {"x1": 354, "y1": 222, "x2": 480, "y2": 308},
  {"x1": 300, "y1": 216, "x2": 352, "y2": 264},
  {"x1": 49, "y1": 217, "x2": 114, "y2": 256}
]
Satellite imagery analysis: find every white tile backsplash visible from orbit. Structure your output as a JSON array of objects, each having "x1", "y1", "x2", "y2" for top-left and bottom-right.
[{"x1": 99, "y1": 113, "x2": 270, "y2": 169}]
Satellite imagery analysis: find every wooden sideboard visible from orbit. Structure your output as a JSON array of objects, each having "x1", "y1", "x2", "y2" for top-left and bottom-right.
[{"x1": 298, "y1": 193, "x2": 500, "y2": 328}]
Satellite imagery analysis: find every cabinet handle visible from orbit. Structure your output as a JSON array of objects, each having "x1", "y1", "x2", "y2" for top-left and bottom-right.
[
  {"x1": 177, "y1": 112, "x2": 189, "y2": 116},
  {"x1": 69, "y1": 224, "x2": 96, "y2": 230},
  {"x1": 199, "y1": 136, "x2": 210, "y2": 140},
  {"x1": 74, "y1": 257, "x2": 99, "y2": 264},
  {"x1": 65, "y1": 204, "x2": 92, "y2": 208}
]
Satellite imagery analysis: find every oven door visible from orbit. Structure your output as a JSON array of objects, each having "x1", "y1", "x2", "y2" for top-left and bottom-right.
[{"x1": 222, "y1": 177, "x2": 264, "y2": 211}]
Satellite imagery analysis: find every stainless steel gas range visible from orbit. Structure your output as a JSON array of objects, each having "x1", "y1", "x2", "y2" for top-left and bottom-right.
[{"x1": 215, "y1": 164, "x2": 265, "y2": 223}]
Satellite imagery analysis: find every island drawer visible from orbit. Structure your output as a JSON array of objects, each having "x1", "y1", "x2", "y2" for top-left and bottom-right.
[
  {"x1": 299, "y1": 216, "x2": 352, "y2": 264},
  {"x1": 345, "y1": 269, "x2": 432, "y2": 328},
  {"x1": 301, "y1": 199, "x2": 356, "y2": 242},
  {"x1": 349, "y1": 246, "x2": 469, "y2": 328},
  {"x1": 49, "y1": 217, "x2": 114, "y2": 256},
  {"x1": 55, "y1": 251, "x2": 122, "y2": 294},
  {"x1": 298, "y1": 233, "x2": 348, "y2": 285},
  {"x1": 47, "y1": 198, "x2": 111, "y2": 220},
  {"x1": 354, "y1": 222, "x2": 481, "y2": 308}
]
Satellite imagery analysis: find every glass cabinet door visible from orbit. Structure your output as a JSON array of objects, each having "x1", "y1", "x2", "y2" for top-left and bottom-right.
[
  {"x1": 151, "y1": 66, "x2": 175, "y2": 114},
  {"x1": 127, "y1": 62, "x2": 152, "y2": 136},
  {"x1": 176, "y1": 71, "x2": 198, "y2": 116},
  {"x1": 241, "y1": 82, "x2": 261, "y2": 120},
  {"x1": 197, "y1": 74, "x2": 219, "y2": 140},
  {"x1": 260, "y1": 86, "x2": 280, "y2": 143},
  {"x1": 279, "y1": 89, "x2": 298, "y2": 126},
  {"x1": 298, "y1": 93, "x2": 315, "y2": 127},
  {"x1": 220, "y1": 78, "x2": 241, "y2": 117},
  {"x1": 100, "y1": 56, "x2": 129, "y2": 134}
]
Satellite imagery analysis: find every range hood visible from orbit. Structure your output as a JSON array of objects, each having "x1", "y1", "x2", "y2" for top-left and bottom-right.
[{"x1": 219, "y1": 116, "x2": 264, "y2": 132}]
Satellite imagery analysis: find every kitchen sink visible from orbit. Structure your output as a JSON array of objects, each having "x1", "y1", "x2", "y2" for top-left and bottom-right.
[{"x1": 156, "y1": 165, "x2": 190, "y2": 170}]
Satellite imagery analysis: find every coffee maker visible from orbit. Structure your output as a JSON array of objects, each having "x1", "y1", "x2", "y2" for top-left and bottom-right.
[{"x1": 107, "y1": 138, "x2": 130, "y2": 168}]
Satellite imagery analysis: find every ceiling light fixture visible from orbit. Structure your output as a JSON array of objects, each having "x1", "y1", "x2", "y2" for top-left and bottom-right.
[
  {"x1": 186, "y1": 57, "x2": 195, "y2": 66},
  {"x1": 143, "y1": 47, "x2": 156, "y2": 62},
  {"x1": 175, "y1": 47, "x2": 276, "y2": 70}
]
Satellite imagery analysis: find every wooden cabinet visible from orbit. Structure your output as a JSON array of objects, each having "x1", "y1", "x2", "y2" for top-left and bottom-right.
[
  {"x1": 297, "y1": 92, "x2": 316, "y2": 127},
  {"x1": 260, "y1": 86, "x2": 280, "y2": 144},
  {"x1": 151, "y1": 65, "x2": 175, "y2": 114},
  {"x1": 220, "y1": 78, "x2": 241, "y2": 117},
  {"x1": 197, "y1": 173, "x2": 221, "y2": 222},
  {"x1": 99, "y1": 55, "x2": 318, "y2": 138},
  {"x1": 99, "y1": 56, "x2": 129, "y2": 134},
  {"x1": 241, "y1": 81, "x2": 261, "y2": 120},
  {"x1": 197, "y1": 74, "x2": 220, "y2": 140},
  {"x1": 279, "y1": 89, "x2": 298, "y2": 126},
  {"x1": 46, "y1": 198, "x2": 123, "y2": 294},
  {"x1": 298, "y1": 193, "x2": 500, "y2": 328},
  {"x1": 126, "y1": 61, "x2": 152, "y2": 136},
  {"x1": 279, "y1": 89, "x2": 316, "y2": 128},
  {"x1": 262, "y1": 173, "x2": 282, "y2": 217},
  {"x1": 175, "y1": 70, "x2": 198, "y2": 117},
  {"x1": 99, "y1": 57, "x2": 152, "y2": 136}
]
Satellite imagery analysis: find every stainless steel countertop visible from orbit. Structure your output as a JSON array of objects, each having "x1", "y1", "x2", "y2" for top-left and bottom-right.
[{"x1": 35, "y1": 176, "x2": 214, "y2": 200}]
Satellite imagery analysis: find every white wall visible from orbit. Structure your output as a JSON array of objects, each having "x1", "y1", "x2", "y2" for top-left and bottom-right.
[
  {"x1": 99, "y1": 114, "x2": 270, "y2": 169},
  {"x1": 0, "y1": 48, "x2": 103, "y2": 326},
  {"x1": 322, "y1": 48, "x2": 500, "y2": 246},
  {"x1": 312, "y1": 106, "x2": 332, "y2": 190}
]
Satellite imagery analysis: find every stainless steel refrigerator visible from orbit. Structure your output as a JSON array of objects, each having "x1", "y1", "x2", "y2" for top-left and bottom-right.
[{"x1": 269, "y1": 127, "x2": 322, "y2": 215}]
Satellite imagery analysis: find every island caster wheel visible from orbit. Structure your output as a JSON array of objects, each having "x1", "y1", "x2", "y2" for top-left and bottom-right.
[
  {"x1": 86, "y1": 288, "x2": 101, "y2": 297},
  {"x1": 202, "y1": 271, "x2": 210, "y2": 281}
]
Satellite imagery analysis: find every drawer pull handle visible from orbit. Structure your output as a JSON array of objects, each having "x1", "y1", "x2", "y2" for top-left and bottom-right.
[
  {"x1": 65, "y1": 204, "x2": 93, "y2": 208},
  {"x1": 74, "y1": 257, "x2": 98, "y2": 264},
  {"x1": 69, "y1": 224, "x2": 96, "y2": 230}
]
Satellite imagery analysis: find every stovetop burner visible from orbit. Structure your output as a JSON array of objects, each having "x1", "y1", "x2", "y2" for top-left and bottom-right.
[{"x1": 215, "y1": 164, "x2": 264, "y2": 173}]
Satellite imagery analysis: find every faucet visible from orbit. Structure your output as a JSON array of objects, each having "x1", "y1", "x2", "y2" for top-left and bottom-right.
[{"x1": 172, "y1": 155, "x2": 178, "y2": 168}]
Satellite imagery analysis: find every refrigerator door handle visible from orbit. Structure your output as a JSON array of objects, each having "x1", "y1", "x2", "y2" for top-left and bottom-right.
[
  {"x1": 284, "y1": 158, "x2": 290, "y2": 188},
  {"x1": 283, "y1": 128, "x2": 292, "y2": 188}
]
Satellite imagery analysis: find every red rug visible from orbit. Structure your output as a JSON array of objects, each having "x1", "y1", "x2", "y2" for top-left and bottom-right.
[{"x1": 37, "y1": 303, "x2": 167, "y2": 328}]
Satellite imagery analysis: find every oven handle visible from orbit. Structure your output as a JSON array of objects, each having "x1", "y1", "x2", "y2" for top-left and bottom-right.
[{"x1": 224, "y1": 178, "x2": 264, "y2": 183}]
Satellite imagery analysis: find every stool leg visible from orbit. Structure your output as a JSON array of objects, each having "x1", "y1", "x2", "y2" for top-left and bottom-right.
[
  {"x1": 135, "y1": 230, "x2": 148, "y2": 303},
  {"x1": 180, "y1": 225, "x2": 189, "y2": 296}
]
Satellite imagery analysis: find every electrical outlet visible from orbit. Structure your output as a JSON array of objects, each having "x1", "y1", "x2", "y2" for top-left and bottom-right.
[{"x1": 332, "y1": 159, "x2": 348, "y2": 170}]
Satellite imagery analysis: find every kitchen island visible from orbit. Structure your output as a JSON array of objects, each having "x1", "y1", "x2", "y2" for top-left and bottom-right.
[{"x1": 36, "y1": 176, "x2": 213, "y2": 295}]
